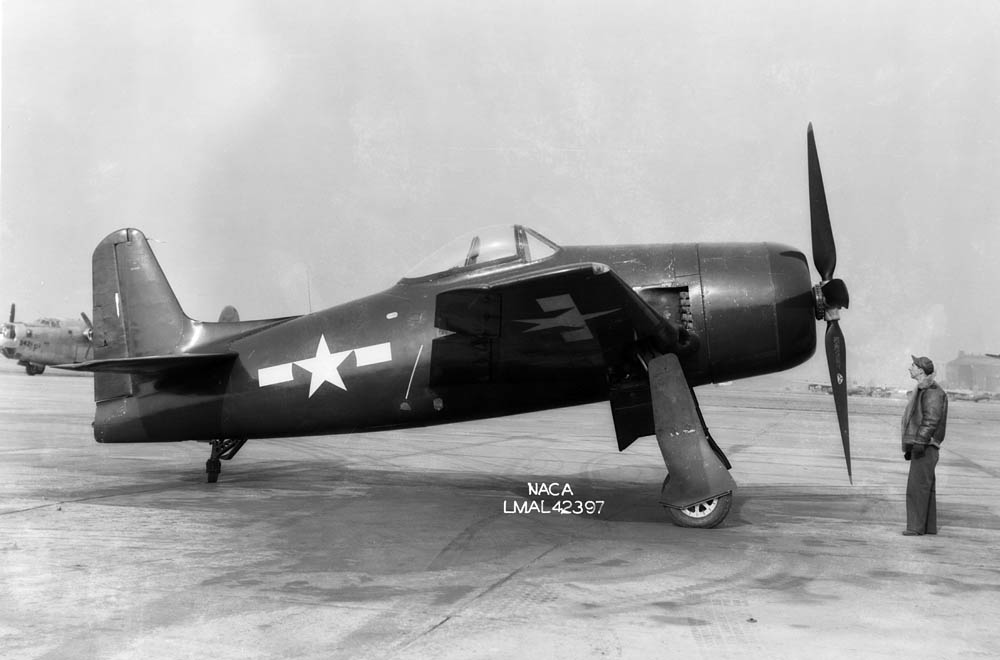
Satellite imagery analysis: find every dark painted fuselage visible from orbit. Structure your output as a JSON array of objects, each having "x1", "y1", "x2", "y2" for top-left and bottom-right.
[{"x1": 93, "y1": 238, "x2": 815, "y2": 443}]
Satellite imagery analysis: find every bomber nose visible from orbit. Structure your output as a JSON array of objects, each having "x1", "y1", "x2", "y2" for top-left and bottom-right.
[{"x1": 1, "y1": 324, "x2": 17, "y2": 358}]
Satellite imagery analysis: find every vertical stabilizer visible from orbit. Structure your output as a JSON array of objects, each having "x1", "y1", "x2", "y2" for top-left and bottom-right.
[{"x1": 92, "y1": 228, "x2": 191, "y2": 401}]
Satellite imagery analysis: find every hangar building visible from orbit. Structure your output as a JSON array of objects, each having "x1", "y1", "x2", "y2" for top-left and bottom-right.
[{"x1": 945, "y1": 352, "x2": 1000, "y2": 391}]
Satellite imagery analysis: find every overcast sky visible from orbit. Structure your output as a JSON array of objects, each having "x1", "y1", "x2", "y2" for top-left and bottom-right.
[{"x1": 2, "y1": 1, "x2": 998, "y2": 387}]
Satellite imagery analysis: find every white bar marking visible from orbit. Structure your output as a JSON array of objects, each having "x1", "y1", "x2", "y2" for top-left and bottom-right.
[
  {"x1": 258, "y1": 363, "x2": 294, "y2": 387},
  {"x1": 354, "y1": 342, "x2": 392, "y2": 366}
]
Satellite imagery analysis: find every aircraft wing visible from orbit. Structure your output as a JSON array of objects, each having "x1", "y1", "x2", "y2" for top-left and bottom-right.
[{"x1": 431, "y1": 262, "x2": 678, "y2": 386}]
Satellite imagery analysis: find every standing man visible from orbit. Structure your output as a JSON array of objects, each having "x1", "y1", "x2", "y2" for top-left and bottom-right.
[{"x1": 901, "y1": 355, "x2": 948, "y2": 536}]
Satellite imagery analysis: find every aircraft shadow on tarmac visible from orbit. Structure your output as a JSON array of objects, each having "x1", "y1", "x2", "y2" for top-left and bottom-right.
[{"x1": 71, "y1": 454, "x2": 963, "y2": 530}]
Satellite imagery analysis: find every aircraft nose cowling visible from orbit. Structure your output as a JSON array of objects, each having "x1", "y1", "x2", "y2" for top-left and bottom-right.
[
  {"x1": 697, "y1": 243, "x2": 816, "y2": 382},
  {"x1": 1, "y1": 323, "x2": 20, "y2": 358}
]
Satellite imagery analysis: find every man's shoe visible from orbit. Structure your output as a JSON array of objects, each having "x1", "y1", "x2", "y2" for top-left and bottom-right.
[{"x1": 902, "y1": 530, "x2": 922, "y2": 536}]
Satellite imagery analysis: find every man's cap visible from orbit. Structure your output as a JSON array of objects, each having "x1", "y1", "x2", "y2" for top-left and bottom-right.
[{"x1": 912, "y1": 355, "x2": 935, "y2": 375}]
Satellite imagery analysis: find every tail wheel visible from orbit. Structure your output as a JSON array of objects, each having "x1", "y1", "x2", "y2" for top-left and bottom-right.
[
  {"x1": 664, "y1": 493, "x2": 732, "y2": 528},
  {"x1": 206, "y1": 458, "x2": 221, "y2": 483}
]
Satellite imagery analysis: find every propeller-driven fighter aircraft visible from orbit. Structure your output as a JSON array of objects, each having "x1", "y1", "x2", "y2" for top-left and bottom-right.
[
  {"x1": 2, "y1": 304, "x2": 93, "y2": 375},
  {"x1": 60, "y1": 125, "x2": 850, "y2": 528}
]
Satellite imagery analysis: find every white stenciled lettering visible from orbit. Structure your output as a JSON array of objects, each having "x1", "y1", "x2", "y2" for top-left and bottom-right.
[
  {"x1": 504, "y1": 482, "x2": 602, "y2": 515},
  {"x1": 504, "y1": 499, "x2": 528, "y2": 514},
  {"x1": 527, "y1": 482, "x2": 575, "y2": 497},
  {"x1": 502, "y1": 497, "x2": 605, "y2": 515}
]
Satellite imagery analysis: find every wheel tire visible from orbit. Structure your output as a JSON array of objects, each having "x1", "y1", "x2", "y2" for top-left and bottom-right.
[{"x1": 664, "y1": 493, "x2": 733, "y2": 528}]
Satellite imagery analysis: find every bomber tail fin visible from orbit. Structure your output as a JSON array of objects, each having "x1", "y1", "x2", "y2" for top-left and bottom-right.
[{"x1": 218, "y1": 305, "x2": 240, "y2": 323}]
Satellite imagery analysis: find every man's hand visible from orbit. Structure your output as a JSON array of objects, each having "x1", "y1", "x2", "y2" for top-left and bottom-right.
[
  {"x1": 911, "y1": 444, "x2": 927, "y2": 459},
  {"x1": 904, "y1": 451, "x2": 912, "y2": 461}
]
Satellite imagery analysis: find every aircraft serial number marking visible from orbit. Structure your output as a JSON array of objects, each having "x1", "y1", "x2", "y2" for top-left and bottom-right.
[
  {"x1": 502, "y1": 499, "x2": 606, "y2": 515},
  {"x1": 503, "y1": 481, "x2": 604, "y2": 515}
]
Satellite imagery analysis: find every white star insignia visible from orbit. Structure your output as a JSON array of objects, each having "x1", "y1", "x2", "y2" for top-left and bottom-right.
[
  {"x1": 256, "y1": 338, "x2": 393, "y2": 395},
  {"x1": 294, "y1": 335, "x2": 353, "y2": 397}
]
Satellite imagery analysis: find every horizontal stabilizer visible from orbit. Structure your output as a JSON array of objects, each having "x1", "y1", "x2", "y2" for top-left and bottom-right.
[{"x1": 56, "y1": 352, "x2": 236, "y2": 375}]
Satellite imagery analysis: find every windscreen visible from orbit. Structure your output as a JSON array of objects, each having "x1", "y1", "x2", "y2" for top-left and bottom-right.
[{"x1": 403, "y1": 225, "x2": 519, "y2": 279}]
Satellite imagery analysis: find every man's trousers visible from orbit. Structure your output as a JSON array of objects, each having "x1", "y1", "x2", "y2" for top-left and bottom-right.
[{"x1": 906, "y1": 446, "x2": 938, "y2": 534}]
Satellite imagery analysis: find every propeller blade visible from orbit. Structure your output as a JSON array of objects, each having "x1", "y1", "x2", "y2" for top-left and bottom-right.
[
  {"x1": 81, "y1": 312, "x2": 94, "y2": 340},
  {"x1": 825, "y1": 319, "x2": 852, "y2": 483},
  {"x1": 80, "y1": 312, "x2": 94, "y2": 341},
  {"x1": 808, "y1": 124, "x2": 837, "y2": 281},
  {"x1": 8, "y1": 303, "x2": 14, "y2": 324}
]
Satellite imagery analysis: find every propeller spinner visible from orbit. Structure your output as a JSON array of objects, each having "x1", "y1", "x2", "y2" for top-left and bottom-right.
[{"x1": 807, "y1": 124, "x2": 852, "y2": 483}]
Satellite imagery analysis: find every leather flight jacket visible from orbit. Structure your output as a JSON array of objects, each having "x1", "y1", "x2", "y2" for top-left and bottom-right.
[{"x1": 901, "y1": 381, "x2": 948, "y2": 452}]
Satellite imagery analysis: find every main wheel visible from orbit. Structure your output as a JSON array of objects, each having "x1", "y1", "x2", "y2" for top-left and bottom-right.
[{"x1": 664, "y1": 493, "x2": 733, "y2": 528}]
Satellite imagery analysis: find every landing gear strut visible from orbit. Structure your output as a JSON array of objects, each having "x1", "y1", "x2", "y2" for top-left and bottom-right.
[
  {"x1": 205, "y1": 438, "x2": 247, "y2": 483},
  {"x1": 647, "y1": 353, "x2": 737, "y2": 528}
]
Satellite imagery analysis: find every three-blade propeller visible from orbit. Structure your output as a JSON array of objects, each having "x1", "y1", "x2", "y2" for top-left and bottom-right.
[{"x1": 808, "y1": 124, "x2": 852, "y2": 483}]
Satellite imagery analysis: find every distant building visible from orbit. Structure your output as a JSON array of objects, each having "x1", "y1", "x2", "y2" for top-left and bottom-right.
[{"x1": 945, "y1": 352, "x2": 1000, "y2": 391}]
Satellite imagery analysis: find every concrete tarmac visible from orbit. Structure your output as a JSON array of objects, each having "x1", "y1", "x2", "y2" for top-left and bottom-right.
[{"x1": 2, "y1": 360, "x2": 999, "y2": 659}]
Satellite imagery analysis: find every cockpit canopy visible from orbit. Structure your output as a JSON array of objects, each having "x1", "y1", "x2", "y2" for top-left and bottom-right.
[{"x1": 402, "y1": 225, "x2": 560, "y2": 281}]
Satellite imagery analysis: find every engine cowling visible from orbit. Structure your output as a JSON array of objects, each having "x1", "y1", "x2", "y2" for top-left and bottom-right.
[{"x1": 693, "y1": 242, "x2": 816, "y2": 383}]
